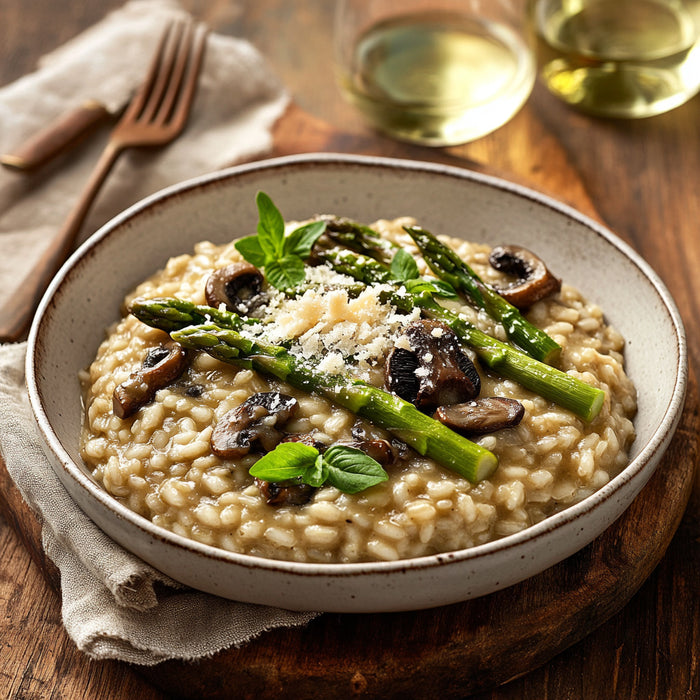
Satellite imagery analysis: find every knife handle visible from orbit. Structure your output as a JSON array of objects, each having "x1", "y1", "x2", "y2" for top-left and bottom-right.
[{"x1": 1, "y1": 100, "x2": 110, "y2": 172}]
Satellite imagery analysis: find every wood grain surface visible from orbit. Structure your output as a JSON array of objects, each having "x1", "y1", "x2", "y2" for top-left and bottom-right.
[{"x1": 1, "y1": 2, "x2": 699, "y2": 699}]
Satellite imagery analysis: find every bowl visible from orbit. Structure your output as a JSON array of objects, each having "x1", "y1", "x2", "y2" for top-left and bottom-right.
[{"x1": 26, "y1": 153, "x2": 687, "y2": 612}]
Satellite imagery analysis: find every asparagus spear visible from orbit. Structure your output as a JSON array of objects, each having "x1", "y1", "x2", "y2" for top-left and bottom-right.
[
  {"x1": 316, "y1": 248, "x2": 605, "y2": 422},
  {"x1": 127, "y1": 296, "x2": 255, "y2": 332},
  {"x1": 407, "y1": 226, "x2": 562, "y2": 363},
  {"x1": 129, "y1": 306, "x2": 499, "y2": 483},
  {"x1": 323, "y1": 217, "x2": 561, "y2": 364}
]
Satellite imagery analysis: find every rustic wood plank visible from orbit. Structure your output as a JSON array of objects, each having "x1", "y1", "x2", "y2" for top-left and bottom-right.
[{"x1": 0, "y1": 511, "x2": 164, "y2": 700}]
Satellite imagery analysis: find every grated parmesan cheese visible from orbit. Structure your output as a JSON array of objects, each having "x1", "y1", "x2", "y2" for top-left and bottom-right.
[{"x1": 245, "y1": 263, "x2": 421, "y2": 381}]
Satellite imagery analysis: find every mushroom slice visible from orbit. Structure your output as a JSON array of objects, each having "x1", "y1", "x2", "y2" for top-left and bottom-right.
[
  {"x1": 205, "y1": 262, "x2": 267, "y2": 315},
  {"x1": 488, "y1": 245, "x2": 561, "y2": 308},
  {"x1": 386, "y1": 320, "x2": 481, "y2": 410},
  {"x1": 435, "y1": 397, "x2": 525, "y2": 436},
  {"x1": 343, "y1": 439, "x2": 397, "y2": 467},
  {"x1": 210, "y1": 392, "x2": 298, "y2": 459},
  {"x1": 256, "y1": 478, "x2": 316, "y2": 507},
  {"x1": 113, "y1": 341, "x2": 188, "y2": 419},
  {"x1": 281, "y1": 432, "x2": 328, "y2": 451},
  {"x1": 351, "y1": 421, "x2": 411, "y2": 462}
]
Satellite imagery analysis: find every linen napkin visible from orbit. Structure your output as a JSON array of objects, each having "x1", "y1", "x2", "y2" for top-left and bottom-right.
[{"x1": 0, "y1": 0, "x2": 320, "y2": 666}]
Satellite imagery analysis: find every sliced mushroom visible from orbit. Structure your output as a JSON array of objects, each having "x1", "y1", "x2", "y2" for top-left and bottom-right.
[
  {"x1": 488, "y1": 245, "x2": 561, "y2": 308},
  {"x1": 113, "y1": 341, "x2": 188, "y2": 418},
  {"x1": 435, "y1": 397, "x2": 525, "y2": 435},
  {"x1": 281, "y1": 432, "x2": 328, "y2": 451},
  {"x1": 342, "y1": 439, "x2": 397, "y2": 467},
  {"x1": 385, "y1": 320, "x2": 481, "y2": 410},
  {"x1": 281, "y1": 434, "x2": 397, "y2": 469},
  {"x1": 205, "y1": 262, "x2": 267, "y2": 315},
  {"x1": 256, "y1": 478, "x2": 316, "y2": 507},
  {"x1": 210, "y1": 392, "x2": 298, "y2": 459},
  {"x1": 252, "y1": 432, "x2": 324, "y2": 506},
  {"x1": 351, "y1": 421, "x2": 411, "y2": 462}
]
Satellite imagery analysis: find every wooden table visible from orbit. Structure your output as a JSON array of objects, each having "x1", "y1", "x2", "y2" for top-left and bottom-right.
[{"x1": 1, "y1": 2, "x2": 698, "y2": 698}]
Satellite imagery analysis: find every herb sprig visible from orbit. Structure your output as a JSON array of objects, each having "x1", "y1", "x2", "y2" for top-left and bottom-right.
[
  {"x1": 249, "y1": 442, "x2": 389, "y2": 494},
  {"x1": 234, "y1": 192, "x2": 327, "y2": 290},
  {"x1": 390, "y1": 247, "x2": 458, "y2": 299}
]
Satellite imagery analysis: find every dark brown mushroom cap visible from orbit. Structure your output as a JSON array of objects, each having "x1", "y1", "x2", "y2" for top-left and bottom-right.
[
  {"x1": 112, "y1": 341, "x2": 188, "y2": 419},
  {"x1": 281, "y1": 432, "x2": 328, "y2": 451},
  {"x1": 435, "y1": 397, "x2": 525, "y2": 435},
  {"x1": 210, "y1": 392, "x2": 298, "y2": 459},
  {"x1": 341, "y1": 438, "x2": 397, "y2": 467},
  {"x1": 386, "y1": 320, "x2": 481, "y2": 410},
  {"x1": 256, "y1": 478, "x2": 316, "y2": 507},
  {"x1": 205, "y1": 262, "x2": 267, "y2": 315},
  {"x1": 488, "y1": 245, "x2": 561, "y2": 308}
]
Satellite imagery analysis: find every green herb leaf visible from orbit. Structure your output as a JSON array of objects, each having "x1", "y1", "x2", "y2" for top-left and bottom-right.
[
  {"x1": 265, "y1": 256, "x2": 306, "y2": 291},
  {"x1": 402, "y1": 278, "x2": 436, "y2": 295},
  {"x1": 234, "y1": 234, "x2": 268, "y2": 267},
  {"x1": 283, "y1": 220, "x2": 327, "y2": 258},
  {"x1": 430, "y1": 279, "x2": 459, "y2": 299},
  {"x1": 390, "y1": 247, "x2": 420, "y2": 282},
  {"x1": 249, "y1": 441, "x2": 319, "y2": 481},
  {"x1": 322, "y1": 445, "x2": 388, "y2": 494},
  {"x1": 403, "y1": 277, "x2": 459, "y2": 299},
  {"x1": 240, "y1": 193, "x2": 326, "y2": 291},
  {"x1": 249, "y1": 442, "x2": 387, "y2": 495},
  {"x1": 256, "y1": 191, "x2": 285, "y2": 258},
  {"x1": 302, "y1": 454, "x2": 328, "y2": 488}
]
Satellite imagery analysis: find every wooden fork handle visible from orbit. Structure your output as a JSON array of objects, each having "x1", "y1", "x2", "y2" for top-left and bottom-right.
[
  {"x1": 1, "y1": 101, "x2": 111, "y2": 172},
  {"x1": 0, "y1": 141, "x2": 121, "y2": 343}
]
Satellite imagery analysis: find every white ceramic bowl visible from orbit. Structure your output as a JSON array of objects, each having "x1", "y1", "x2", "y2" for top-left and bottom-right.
[{"x1": 27, "y1": 154, "x2": 687, "y2": 612}]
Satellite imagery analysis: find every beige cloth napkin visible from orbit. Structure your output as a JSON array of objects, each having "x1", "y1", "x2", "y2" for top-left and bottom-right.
[{"x1": 0, "y1": 0, "x2": 320, "y2": 666}]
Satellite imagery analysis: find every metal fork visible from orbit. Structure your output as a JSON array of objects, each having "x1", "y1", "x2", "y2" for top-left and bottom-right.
[{"x1": 0, "y1": 18, "x2": 208, "y2": 342}]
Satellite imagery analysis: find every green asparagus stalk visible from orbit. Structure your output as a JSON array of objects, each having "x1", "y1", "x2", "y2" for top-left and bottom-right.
[
  {"x1": 128, "y1": 296, "x2": 255, "y2": 333},
  {"x1": 128, "y1": 276, "x2": 369, "y2": 334},
  {"x1": 322, "y1": 216, "x2": 396, "y2": 258},
  {"x1": 140, "y1": 315, "x2": 498, "y2": 483},
  {"x1": 323, "y1": 217, "x2": 561, "y2": 364},
  {"x1": 317, "y1": 248, "x2": 605, "y2": 422},
  {"x1": 406, "y1": 226, "x2": 562, "y2": 363}
]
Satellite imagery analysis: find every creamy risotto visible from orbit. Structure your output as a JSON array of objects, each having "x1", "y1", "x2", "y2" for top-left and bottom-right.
[{"x1": 80, "y1": 216, "x2": 636, "y2": 563}]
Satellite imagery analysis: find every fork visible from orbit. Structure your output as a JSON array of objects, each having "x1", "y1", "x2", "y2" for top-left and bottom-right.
[{"x1": 0, "y1": 18, "x2": 208, "y2": 342}]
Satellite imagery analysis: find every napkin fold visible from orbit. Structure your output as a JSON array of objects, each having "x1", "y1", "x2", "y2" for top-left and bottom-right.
[
  {"x1": 0, "y1": 0, "x2": 289, "y2": 299},
  {"x1": 0, "y1": 0, "x2": 320, "y2": 666}
]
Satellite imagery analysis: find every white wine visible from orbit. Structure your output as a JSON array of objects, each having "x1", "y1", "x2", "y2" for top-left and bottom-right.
[
  {"x1": 337, "y1": 11, "x2": 535, "y2": 146},
  {"x1": 530, "y1": 0, "x2": 700, "y2": 117}
]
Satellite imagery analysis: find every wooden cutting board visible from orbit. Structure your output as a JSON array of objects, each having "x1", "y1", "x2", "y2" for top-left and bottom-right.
[{"x1": 0, "y1": 105, "x2": 696, "y2": 699}]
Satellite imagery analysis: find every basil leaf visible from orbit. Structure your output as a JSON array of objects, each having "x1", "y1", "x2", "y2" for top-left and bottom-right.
[
  {"x1": 403, "y1": 278, "x2": 438, "y2": 294},
  {"x1": 265, "y1": 255, "x2": 306, "y2": 290},
  {"x1": 283, "y1": 220, "x2": 327, "y2": 258},
  {"x1": 256, "y1": 191, "x2": 285, "y2": 258},
  {"x1": 390, "y1": 248, "x2": 420, "y2": 282},
  {"x1": 302, "y1": 454, "x2": 328, "y2": 488},
  {"x1": 249, "y1": 442, "x2": 318, "y2": 481},
  {"x1": 322, "y1": 445, "x2": 388, "y2": 494},
  {"x1": 401, "y1": 277, "x2": 459, "y2": 300},
  {"x1": 430, "y1": 279, "x2": 459, "y2": 299},
  {"x1": 234, "y1": 235, "x2": 268, "y2": 267},
  {"x1": 249, "y1": 443, "x2": 387, "y2": 496}
]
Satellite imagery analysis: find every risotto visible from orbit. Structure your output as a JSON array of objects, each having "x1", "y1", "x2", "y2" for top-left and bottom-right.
[{"x1": 79, "y1": 215, "x2": 636, "y2": 563}]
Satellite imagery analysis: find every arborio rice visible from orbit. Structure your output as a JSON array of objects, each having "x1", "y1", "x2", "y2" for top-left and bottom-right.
[{"x1": 80, "y1": 217, "x2": 637, "y2": 563}]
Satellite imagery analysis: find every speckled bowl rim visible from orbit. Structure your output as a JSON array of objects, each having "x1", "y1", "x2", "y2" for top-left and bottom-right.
[{"x1": 27, "y1": 153, "x2": 687, "y2": 580}]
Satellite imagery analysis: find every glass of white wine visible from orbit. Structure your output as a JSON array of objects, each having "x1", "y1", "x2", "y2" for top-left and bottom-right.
[
  {"x1": 529, "y1": 0, "x2": 700, "y2": 118},
  {"x1": 333, "y1": 0, "x2": 536, "y2": 146}
]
